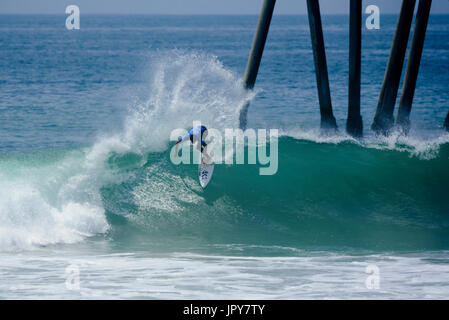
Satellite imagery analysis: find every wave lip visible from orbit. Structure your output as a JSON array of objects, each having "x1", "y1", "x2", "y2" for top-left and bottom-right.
[{"x1": 281, "y1": 128, "x2": 449, "y2": 160}]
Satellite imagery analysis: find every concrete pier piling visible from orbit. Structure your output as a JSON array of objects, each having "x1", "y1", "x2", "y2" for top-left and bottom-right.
[
  {"x1": 347, "y1": 0, "x2": 363, "y2": 137},
  {"x1": 396, "y1": 0, "x2": 432, "y2": 134},
  {"x1": 445, "y1": 111, "x2": 449, "y2": 132},
  {"x1": 306, "y1": 0, "x2": 337, "y2": 131},
  {"x1": 239, "y1": 0, "x2": 276, "y2": 129},
  {"x1": 372, "y1": 0, "x2": 416, "y2": 135}
]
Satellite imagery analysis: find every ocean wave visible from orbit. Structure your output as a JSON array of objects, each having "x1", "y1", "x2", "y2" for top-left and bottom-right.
[{"x1": 1, "y1": 51, "x2": 448, "y2": 252}]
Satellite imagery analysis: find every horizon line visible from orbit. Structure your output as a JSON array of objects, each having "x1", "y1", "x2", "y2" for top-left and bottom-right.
[{"x1": 1, "y1": 12, "x2": 449, "y2": 16}]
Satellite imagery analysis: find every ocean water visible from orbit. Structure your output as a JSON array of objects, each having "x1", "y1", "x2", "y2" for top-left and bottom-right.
[{"x1": 0, "y1": 14, "x2": 449, "y2": 299}]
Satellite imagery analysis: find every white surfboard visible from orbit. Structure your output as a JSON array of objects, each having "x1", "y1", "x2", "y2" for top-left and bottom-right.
[{"x1": 198, "y1": 162, "x2": 214, "y2": 188}]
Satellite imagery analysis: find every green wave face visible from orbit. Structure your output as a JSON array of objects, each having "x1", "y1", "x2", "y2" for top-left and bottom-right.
[{"x1": 100, "y1": 137, "x2": 449, "y2": 252}]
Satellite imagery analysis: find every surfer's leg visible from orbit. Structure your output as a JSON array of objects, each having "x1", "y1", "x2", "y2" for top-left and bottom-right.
[
  {"x1": 199, "y1": 129, "x2": 211, "y2": 163},
  {"x1": 192, "y1": 137, "x2": 205, "y2": 158},
  {"x1": 201, "y1": 142, "x2": 212, "y2": 164}
]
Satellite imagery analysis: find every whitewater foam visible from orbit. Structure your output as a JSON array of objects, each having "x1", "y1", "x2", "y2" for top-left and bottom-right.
[
  {"x1": 98, "y1": 51, "x2": 252, "y2": 155},
  {"x1": 0, "y1": 181, "x2": 108, "y2": 251},
  {"x1": 281, "y1": 127, "x2": 449, "y2": 160}
]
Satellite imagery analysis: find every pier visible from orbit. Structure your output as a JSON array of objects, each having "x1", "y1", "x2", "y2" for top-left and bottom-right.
[
  {"x1": 240, "y1": 0, "x2": 276, "y2": 129},
  {"x1": 396, "y1": 0, "x2": 433, "y2": 134},
  {"x1": 240, "y1": 0, "x2": 442, "y2": 136},
  {"x1": 347, "y1": 0, "x2": 363, "y2": 137}
]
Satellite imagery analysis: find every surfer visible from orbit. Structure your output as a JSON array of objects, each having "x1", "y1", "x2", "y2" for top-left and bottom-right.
[{"x1": 174, "y1": 125, "x2": 211, "y2": 163}]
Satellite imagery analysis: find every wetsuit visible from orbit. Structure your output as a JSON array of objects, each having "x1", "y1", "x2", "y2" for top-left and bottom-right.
[{"x1": 178, "y1": 125, "x2": 208, "y2": 152}]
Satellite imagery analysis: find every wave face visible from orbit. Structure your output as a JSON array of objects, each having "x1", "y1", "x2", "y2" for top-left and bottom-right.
[
  {"x1": 2, "y1": 137, "x2": 448, "y2": 252},
  {"x1": 102, "y1": 136, "x2": 449, "y2": 251},
  {"x1": 1, "y1": 52, "x2": 448, "y2": 252}
]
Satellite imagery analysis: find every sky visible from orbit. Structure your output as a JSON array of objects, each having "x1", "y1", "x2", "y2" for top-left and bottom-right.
[{"x1": 1, "y1": 0, "x2": 449, "y2": 15}]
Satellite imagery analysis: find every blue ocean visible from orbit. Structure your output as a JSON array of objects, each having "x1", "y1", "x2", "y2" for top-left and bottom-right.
[{"x1": 0, "y1": 14, "x2": 448, "y2": 299}]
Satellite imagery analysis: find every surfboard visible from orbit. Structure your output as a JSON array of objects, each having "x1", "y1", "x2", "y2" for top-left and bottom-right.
[{"x1": 198, "y1": 162, "x2": 214, "y2": 188}]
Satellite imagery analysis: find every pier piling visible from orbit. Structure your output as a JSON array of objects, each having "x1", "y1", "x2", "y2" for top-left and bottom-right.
[
  {"x1": 372, "y1": 0, "x2": 416, "y2": 135},
  {"x1": 306, "y1": 0, "x2": 337, "y2": 131},
  {"x1": 445, "y1": 111, "x2": 449, "y2": 131},
  {"x1": 396, "y1": 0, "x2": 432, "y2": 134},
  {"x1": 347, "y1": 0, "x2": 363, "y2": 137},
  {"x1": 239, "y1": 0, "x2": 276, "y2": 129}
]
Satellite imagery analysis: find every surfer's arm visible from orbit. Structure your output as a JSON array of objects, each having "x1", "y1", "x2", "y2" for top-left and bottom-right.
[
  {"x1": 179, "y1": 132, "x2": 191, "y2": 143},
  {"x1": 174, "y1": 127, "x2": 197, "y2": 158},
  {"x1": 174, "y1": 133, "x2": 189, "y2": 158},
  {"x1": 174, "y1": 139, "x2": 182, "y2": 158},
  {"x1": 174, "y1": 142, "x2": 179, "y2": 158}
]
